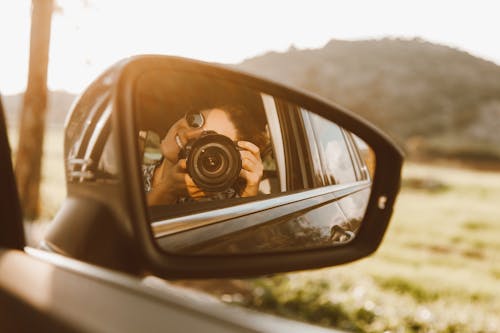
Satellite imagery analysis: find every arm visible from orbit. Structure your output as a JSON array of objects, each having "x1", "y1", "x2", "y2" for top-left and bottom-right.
[{"x1": 147, "y1": 159, "x2": 206, "y2": 206}]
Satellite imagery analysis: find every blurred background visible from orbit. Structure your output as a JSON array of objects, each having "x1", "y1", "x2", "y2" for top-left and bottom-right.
[{"x1": 2, "y1": 1, "x2": 499, "y2": 332}]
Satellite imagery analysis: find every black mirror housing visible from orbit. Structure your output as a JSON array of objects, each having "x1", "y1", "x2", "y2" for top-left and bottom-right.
[{"x1": 46, "y1": 55, "x2": 403, "y2": 279}]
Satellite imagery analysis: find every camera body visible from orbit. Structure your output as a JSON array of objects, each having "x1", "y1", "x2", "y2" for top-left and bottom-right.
[{"x1": 178, "y1": 131, "x2": 242, "y2": 193}]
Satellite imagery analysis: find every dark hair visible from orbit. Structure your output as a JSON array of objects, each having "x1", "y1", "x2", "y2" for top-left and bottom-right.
[{"x1": 215, "y1": 105, "x2": 269, "y2": 153}]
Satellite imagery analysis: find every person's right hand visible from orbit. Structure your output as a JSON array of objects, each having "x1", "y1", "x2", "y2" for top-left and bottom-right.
[
  {"x1": 147, "y1": 158, "x2": 187, "y2": 205},
  {"x1": 147, "y1": 158, "x2": 205, "y2": 205},
  {"x1": 179, "y1": 159, "x2": 206, "y2": 199}
]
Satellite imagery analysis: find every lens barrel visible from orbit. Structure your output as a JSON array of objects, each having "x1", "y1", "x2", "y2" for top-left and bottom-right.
[{"x1": 180, "y1": 131, "x2": 241, "y2": 193}]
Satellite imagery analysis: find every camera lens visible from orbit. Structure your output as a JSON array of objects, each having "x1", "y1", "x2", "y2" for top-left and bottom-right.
[
  {"x1": 200, "y1": 147, "x2": 225, "y2": 174},
  {"x1": 185, "y1": 132, "x2": 242, "y2": 193}
]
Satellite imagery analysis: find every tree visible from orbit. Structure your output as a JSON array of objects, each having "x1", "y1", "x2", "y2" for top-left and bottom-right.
[{"x1": 15, "y1": 0, "x2": 54, "y2": 220}]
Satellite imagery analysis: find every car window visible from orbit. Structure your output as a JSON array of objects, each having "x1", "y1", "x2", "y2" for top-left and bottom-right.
[
  {"x1": 66, "y1": 97, "x2": 117, "y2": 183},
  {"x1": 352, "y1": 133, "x2": 375, "y2": 179},
  {"x1": 301, "y1": 110, "x2": 357, "y2": 185}
]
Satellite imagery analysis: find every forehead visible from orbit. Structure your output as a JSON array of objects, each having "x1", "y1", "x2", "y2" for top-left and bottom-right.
[{"x1": 203, "y1": 109, "x2": 238, "y2": 139}]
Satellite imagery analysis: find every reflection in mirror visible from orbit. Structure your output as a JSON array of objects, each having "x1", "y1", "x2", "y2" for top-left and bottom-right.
[{"x1": 134, "y1": 68, "x2": 375, "y2": 255}]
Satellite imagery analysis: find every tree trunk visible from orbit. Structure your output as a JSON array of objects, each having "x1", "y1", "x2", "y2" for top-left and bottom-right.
[{"x1": 15, "y1": 0, "x2": 54, "y2": 220}]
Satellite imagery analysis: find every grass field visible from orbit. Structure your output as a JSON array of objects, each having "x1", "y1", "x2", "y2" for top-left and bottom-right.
[
  {"x1": 9, "y1": 126, "x2": 500, "y2": 332},
  {"x1": 237, "y1": 163, "x2": 500, "y2": 333}
]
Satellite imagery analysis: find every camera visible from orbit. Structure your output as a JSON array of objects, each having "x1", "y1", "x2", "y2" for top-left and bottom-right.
[{"x1": 178, "y1": 131, "x2": 242, "y2": 193}]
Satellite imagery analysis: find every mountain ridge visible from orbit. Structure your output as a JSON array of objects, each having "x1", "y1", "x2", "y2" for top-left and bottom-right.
[
  {"x1": 236, "y1": 38, "x2": 500, "y2": 162},
  {"x1": 3, "y1": 38, "x2": 499, "y2": 163}
]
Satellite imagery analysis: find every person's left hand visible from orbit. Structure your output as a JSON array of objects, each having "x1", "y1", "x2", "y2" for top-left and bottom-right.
[{"x1": 238, "y1": 141, "x2": 263, "y2": 197}]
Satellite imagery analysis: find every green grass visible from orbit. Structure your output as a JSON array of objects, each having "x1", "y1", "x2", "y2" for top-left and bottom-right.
[
  {"x1": 234, "y1": 163, "x2": 500, "y2": 333},
  {"x1": 11, "y1": 126, "x2": 500, "y2": 332}
]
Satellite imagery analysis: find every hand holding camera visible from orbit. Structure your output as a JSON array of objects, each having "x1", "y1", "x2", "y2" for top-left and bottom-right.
[
  {"x1": 145, "y1": 107, "x2": 266, "y2": 205},
  {"x1": 178, "y1": 130, "x2": 263, "y2": 197},
  {"x1": 236, "y1": 140, "x2": 263, "y2": 197}
]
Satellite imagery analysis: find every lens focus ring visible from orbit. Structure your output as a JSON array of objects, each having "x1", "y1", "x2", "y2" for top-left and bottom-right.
[{"x1": 186, "y1": 133, "x2": 241, "y2": 192}]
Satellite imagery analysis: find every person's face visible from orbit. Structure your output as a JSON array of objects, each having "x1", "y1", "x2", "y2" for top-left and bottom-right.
[{"x1": 160, "y1": 108, "x2": 238, "y2": 163}]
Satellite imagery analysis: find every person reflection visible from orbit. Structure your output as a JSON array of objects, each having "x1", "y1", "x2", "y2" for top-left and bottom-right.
[{"x1": 143, "y1": 106, "x2": 268, "y2": 206}]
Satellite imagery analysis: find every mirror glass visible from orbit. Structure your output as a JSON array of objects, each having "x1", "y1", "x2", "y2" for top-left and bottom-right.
[{"x1": 134, "y1": 68, "x2": 375, "y2": 255}]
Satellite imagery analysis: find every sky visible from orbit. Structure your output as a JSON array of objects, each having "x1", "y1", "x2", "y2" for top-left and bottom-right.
[{"x1": 1, "y1": 0, "x2": 499, "y2": 95}]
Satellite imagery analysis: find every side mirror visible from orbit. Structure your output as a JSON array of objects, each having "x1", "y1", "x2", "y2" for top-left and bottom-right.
[{"x1": 45, "y1": 55, "x2": 403, "y2": 278}]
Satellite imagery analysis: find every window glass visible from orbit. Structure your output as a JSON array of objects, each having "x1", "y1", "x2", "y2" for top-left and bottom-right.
[
  {"x1": 303, "y1": 110, "x2": 357, "y2": 184},
  {"x1": 96, "y1": 129, "x2": 118, "y2": 179},
  {"x1": 353, "y1": 134, "x2": 375, "y2": 179}
]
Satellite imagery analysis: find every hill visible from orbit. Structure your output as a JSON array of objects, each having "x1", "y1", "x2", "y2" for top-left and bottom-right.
[
  {"x1": 237, "y1": 38, "x2": 500, "y2": 163},
  {"x1": 2, "y1": 90, "x2": 76, "y2": 128},
  {"x1": 3, "y1": 39, "x2": 500, "y2": 164}
]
